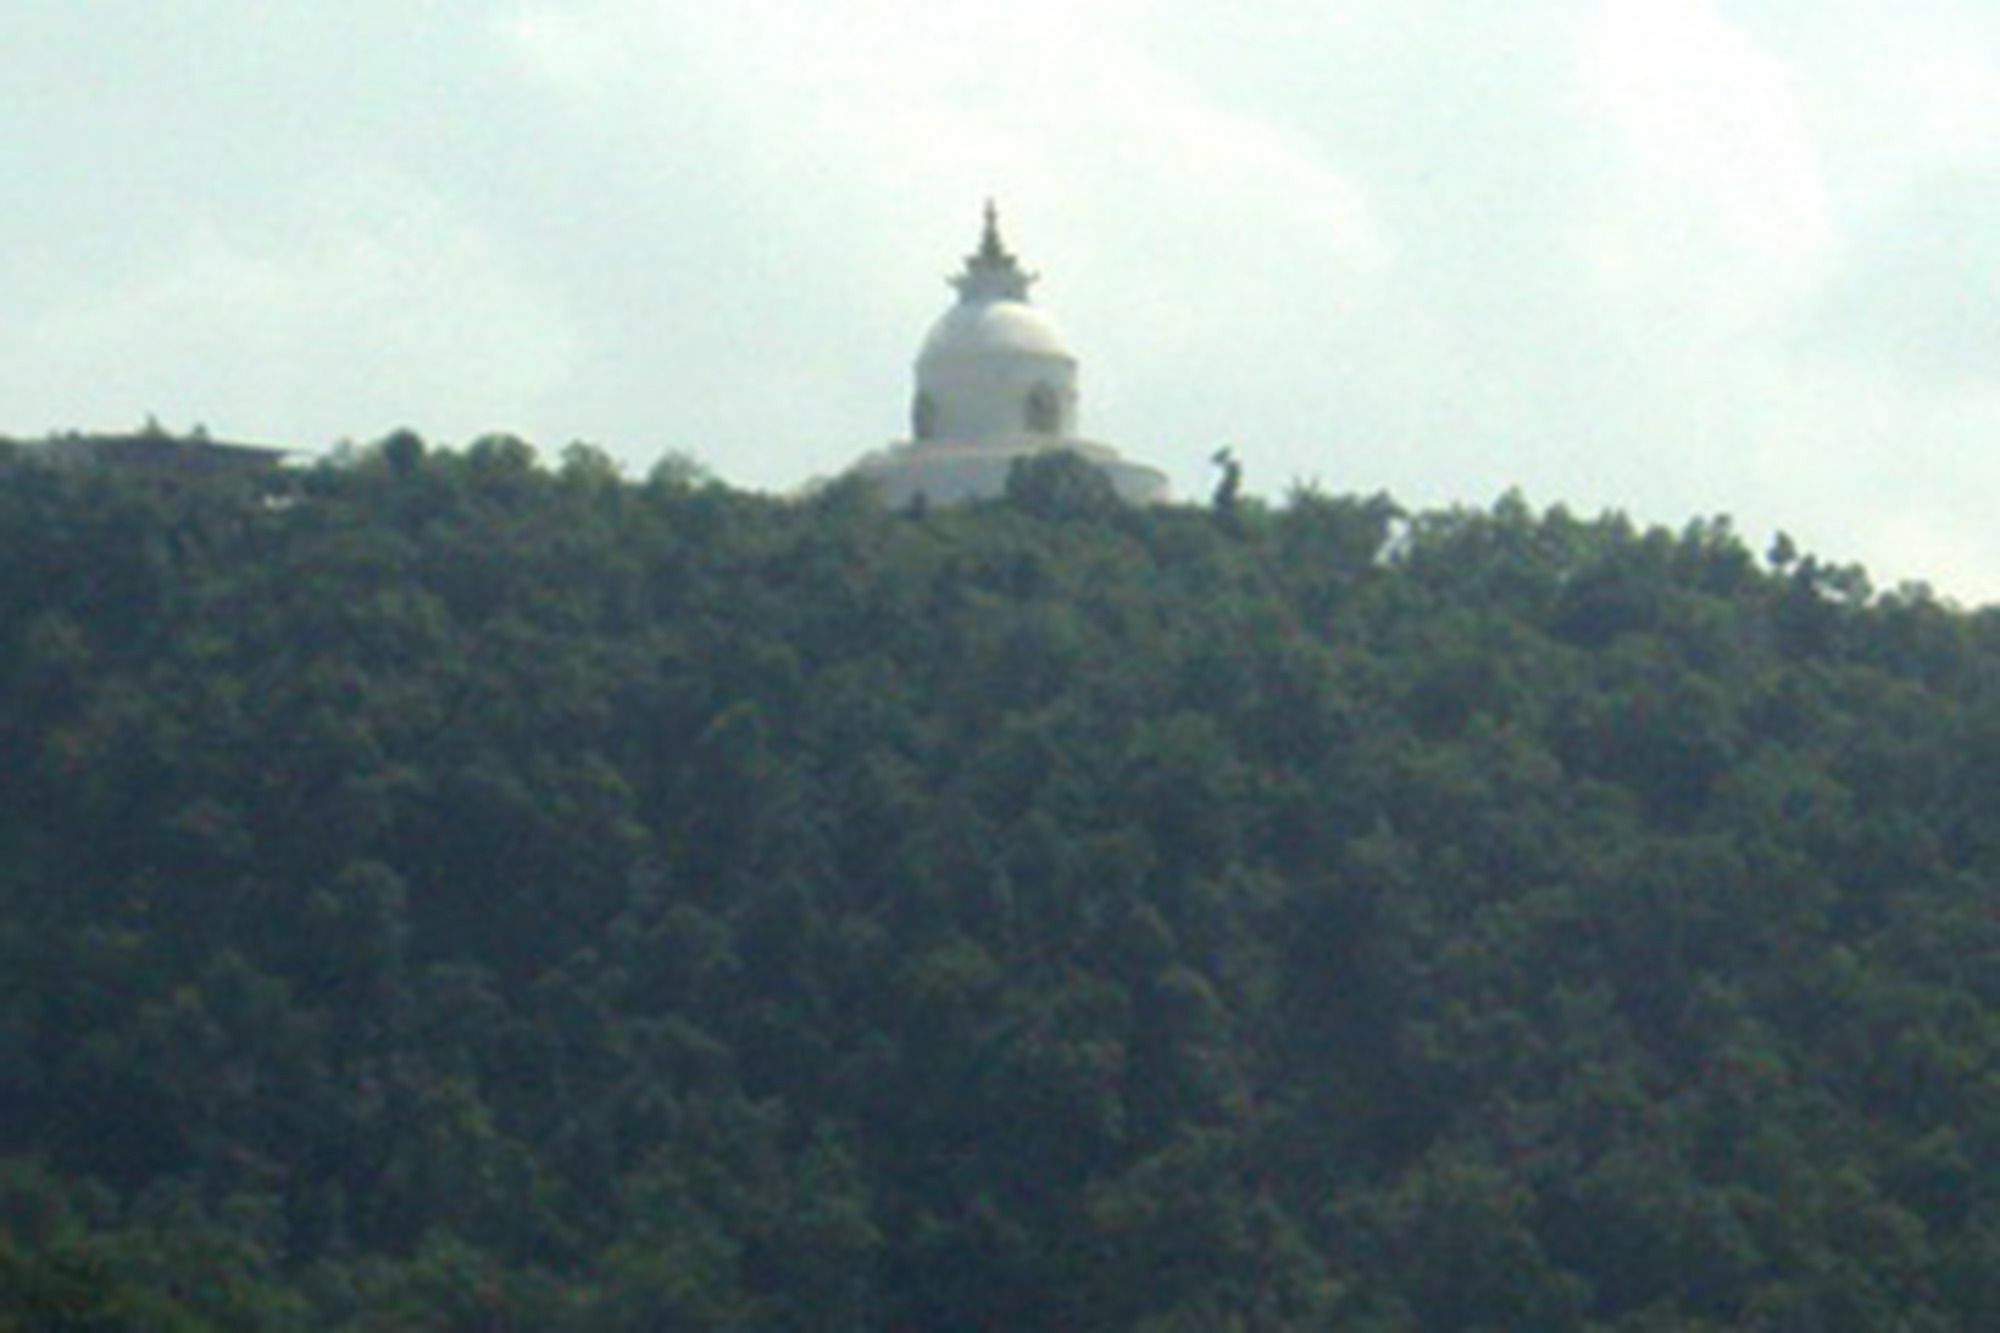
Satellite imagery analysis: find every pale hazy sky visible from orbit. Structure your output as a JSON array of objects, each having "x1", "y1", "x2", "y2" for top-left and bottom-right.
[{"x1": 7, "y1": 2, "x2": 2000, "y2": 597}]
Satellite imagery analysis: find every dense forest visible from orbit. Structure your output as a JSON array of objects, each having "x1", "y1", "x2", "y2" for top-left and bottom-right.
[{"x1": 3, "y1": 432, "x2": 1999, "y2": 1329}]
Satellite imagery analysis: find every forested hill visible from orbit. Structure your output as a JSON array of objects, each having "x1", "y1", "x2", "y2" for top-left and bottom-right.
[{"x1": 5, "y1": 433, "x2": 2000, "y2": 1330}]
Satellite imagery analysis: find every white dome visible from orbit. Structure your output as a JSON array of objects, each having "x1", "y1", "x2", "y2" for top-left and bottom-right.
[
  {"x1": 918, "y1": 299, "x2": 1075, "y2": 365},
  {"x1": 847, "y1": 203, "x2": 1168, "y2": 507},
  {"x1": 908, "y1": 208, "x2": 1079, "y2": 445}
]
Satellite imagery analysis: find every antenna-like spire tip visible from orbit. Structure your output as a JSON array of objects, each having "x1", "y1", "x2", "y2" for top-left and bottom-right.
[{"x1": 980, "y1": 199, "x2": 1004, "y2": 257}]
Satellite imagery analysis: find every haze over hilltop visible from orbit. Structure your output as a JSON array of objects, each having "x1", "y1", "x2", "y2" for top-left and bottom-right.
[{"x1": 6, "y1": 2, "x2": 2000, "y2": 597}]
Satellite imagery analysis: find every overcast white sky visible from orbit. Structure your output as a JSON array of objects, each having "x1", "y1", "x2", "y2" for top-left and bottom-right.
[{"x1": 7, "y1": 1, "x2": 2000, "y2": 597}]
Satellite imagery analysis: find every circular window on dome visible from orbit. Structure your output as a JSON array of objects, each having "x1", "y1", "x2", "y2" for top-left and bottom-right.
[
  {"x1": 912, "y1": 392, "x2": 938, "y2": 441},
  {"x1": 1025, "y1": 383, "x2": 1060, "y2": 435}
]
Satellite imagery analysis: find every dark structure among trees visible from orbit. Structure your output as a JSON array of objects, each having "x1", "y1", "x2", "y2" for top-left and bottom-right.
[{"x1": 11, "y1": 424, "x2": 291, "y2": 479}]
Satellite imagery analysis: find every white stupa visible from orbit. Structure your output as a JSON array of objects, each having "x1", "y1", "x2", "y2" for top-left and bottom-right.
[{"x1": 848, "y1": 204, "x2": 1167, "y2": 506}]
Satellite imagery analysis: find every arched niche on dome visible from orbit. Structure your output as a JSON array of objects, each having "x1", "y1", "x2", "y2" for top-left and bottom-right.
[
  {"x1": 1025, "y1": 383, "x2": 1060, "y2": 435},
  {"x1": 912, "y1": 392, "x2": 939, "y2": 441}
]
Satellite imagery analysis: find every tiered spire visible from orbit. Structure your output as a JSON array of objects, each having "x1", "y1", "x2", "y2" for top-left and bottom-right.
[{"x1": 950, "y1": 199, "x2": 1037, "y2": 303}]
